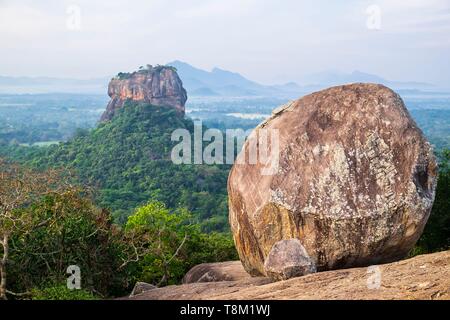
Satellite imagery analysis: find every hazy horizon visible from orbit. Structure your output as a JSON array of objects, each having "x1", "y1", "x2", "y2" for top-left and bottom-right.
[
  {"x1": 0, "y1": 59, "x2": 439, "y2": 86},
  {"x1": 1, "y1": 0, "x2": 450, "y2": 87}
]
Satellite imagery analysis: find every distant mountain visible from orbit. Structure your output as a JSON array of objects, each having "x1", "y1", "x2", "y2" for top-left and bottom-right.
[
  {"x1": 168, "y1": 61, "x2": 439, "y2": 98},
  {"x1": 302, "y1": 70, "x2": 434, "y2": 91},
  {"x1": 190, "y1": 87, "x2": 220, "y2": 96},
  {"x1": 167, "y1": 61, "x2": 263, "y2": 96},
  {"x1": 0, "y1": 64, "x2": 304, "y2": 97},
  {"x1": 0, "y1": 75, "x2": 109, "y2": 94},
  {"x1": 167, "y1": 61, "x2": 309, "y2": 97},
  {"x1": 0, "y1": 62, "x2": 439, "y2": 96}
]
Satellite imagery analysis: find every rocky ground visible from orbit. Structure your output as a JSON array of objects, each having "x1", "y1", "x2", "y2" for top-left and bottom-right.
[{"x1": 126, "y1": 250, "x2": 449, "y2": 300}]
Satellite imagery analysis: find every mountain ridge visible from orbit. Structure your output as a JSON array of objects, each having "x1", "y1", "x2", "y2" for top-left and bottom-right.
[
  {"x1": 0, "y1": 61, "x2": 439, "y2": 96},
  {"x1": 303, "y1": 70, "x2": 434, "y2": 90}
]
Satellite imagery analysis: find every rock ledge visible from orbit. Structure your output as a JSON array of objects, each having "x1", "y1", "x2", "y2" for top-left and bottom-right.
[{"x1": 125, "y1": 250, "x2": 450, "y2": 300}]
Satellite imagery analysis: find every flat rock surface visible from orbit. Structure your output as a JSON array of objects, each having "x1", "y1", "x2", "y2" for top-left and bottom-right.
[{"x1": 126, "y1": 250, "x2": 450, "y2": 300}]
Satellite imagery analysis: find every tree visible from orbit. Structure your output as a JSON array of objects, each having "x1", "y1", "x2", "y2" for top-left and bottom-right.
[
  {"x1": 18, "y1": 103, "x2": 231, "y2": 231},
  {"x1": 120, "y1": 201, "x2": 191, "y2": 286},
  {"x1": 0, "y1": 159, "x2": 128, "y2": 299},
  {"x1": 0, "y1": 158, "x2": 67, "y2": 299},
  {"x1": 415, "y1": 149, "x2": 450, "y2": 253},
  {"x1": 0, "y1": 159, "x2": 237, "y2": 299},
  {"x1": 8, "y1": 192, "x2": 126, "y2": 298},
  {"x1": 120, "y1": 201, "x2": 238, "y2": 287}
]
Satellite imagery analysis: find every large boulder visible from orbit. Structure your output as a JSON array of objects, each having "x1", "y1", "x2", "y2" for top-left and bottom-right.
[
  {"x1": 228, "y1": 83, "x2": 438, "y2": 277},
  {"x1": 182, "y1": 261, "x2": 251, "y2": 284}
]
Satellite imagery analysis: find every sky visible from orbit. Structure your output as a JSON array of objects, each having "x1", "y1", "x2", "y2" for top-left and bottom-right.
[{"x1": 1, "y1": 0, "x2": 450, "y2": 87}]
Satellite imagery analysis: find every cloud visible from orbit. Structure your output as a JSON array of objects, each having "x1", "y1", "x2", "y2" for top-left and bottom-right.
[
  {"x1": 174, "y1": 0, "x2": 256, "y2": 19},
  {"x1": 0, "y1": 0, "x2": 448, "y2": 87},
  {"x1": 0, "y1": 3, "x2": 57, "y2": 38},
  {"x1": 374, "y1": 0, "x2": 450, "y2": 32}
]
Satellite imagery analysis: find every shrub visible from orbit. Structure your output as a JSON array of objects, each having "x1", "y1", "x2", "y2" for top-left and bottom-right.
[
  {"x1": 122, "y1": 201, "x2": 238, "y2": 286},
  {"x1": 31, "y1": 284, "x2": 97, "y2": 300},
  {"x1": 414, "y1": 149, "x2": 450, "y2": 254}
]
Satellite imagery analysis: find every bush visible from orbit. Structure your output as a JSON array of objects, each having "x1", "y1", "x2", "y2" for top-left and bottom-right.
[
  {"x1": 7, "y1": 191, "x2": 127, "y2": 298},
  {"x1": 122, "y1": 201, "x2": 238, "y2": 286},
  {"x1": 31, "y1": 284, "x2": 97, "y2": 300},
  {"x1": 414, "y1": 149, "x2": 450, "y2": 253},
  {"x1": 4, "y1": 187, "x2": 237, "y2": 299}
]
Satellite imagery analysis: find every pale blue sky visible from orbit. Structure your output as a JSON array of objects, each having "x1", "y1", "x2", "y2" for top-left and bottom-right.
[{"x1": 1, "y1": 0, "x2": 449, "y2": 87}]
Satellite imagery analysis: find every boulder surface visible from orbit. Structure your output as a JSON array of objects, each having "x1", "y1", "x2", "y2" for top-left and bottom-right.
[
  {"x1": 182, "y1": 261, "x2": 251, "y2": 284},
  {"x1": 228, "y1": 83, "x2": 438, "y2": 276},
  {"x1": 129, "y1": 282, "x2": 156, "y2": 297},
  {"x1": 125, "y1": 251, "x2": 450, "y2": 300},
  {"x1": 264, "y1": 239, "x2": 316, "y2": 281}
]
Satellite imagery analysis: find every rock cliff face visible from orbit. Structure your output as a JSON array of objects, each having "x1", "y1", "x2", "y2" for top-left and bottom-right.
[
  {"x1": 228, "y1": 83, "x2": 438, "y2": 277},
  {"x1": 100, "y1": 66, "x2": 187, "y2": 122}
]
